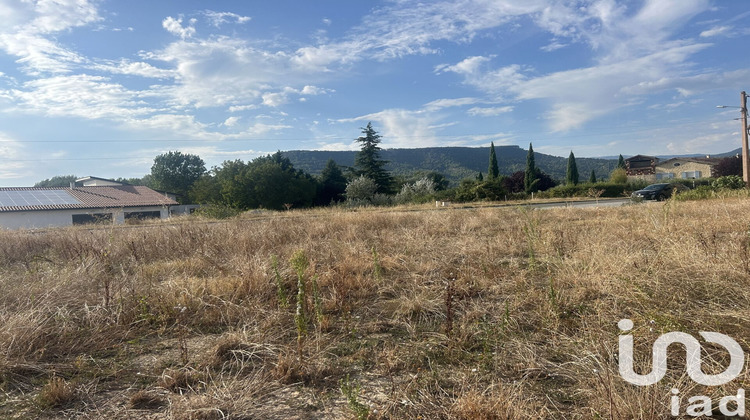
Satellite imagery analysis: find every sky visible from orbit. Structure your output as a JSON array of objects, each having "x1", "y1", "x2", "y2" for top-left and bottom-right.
[{"x1": 0, "y1": 0, "x2": 748, "y2": 186}]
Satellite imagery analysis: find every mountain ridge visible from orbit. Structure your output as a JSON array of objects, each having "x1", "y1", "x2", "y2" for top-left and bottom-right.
[
  {"x1": 284, "y1": 146, "x2": 741, "y2": 185},
  {"x1": 283, "y1": 145, "x2": 616, "y2": 184}
]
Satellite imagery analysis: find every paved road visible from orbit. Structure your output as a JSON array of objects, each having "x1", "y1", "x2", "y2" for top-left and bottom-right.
[
  {"x1": 523, "y1": 198, "x2": 632, "y2": 210},
  {"x1": 440, "y1": 197, "x2": 633, "y2": 211}
]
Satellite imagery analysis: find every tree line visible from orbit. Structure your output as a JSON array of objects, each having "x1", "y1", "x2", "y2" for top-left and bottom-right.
[{"x1": 34, "y1": 123, "x2": 746, "y2": 210}]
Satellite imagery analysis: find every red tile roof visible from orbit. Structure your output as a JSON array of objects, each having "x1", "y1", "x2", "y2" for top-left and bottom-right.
[{"x1": 0, "y1": 186, "x2": 178, "y2": 212}]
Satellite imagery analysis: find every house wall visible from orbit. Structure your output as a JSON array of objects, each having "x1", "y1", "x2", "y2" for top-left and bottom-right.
[
  {"x1": 0, "y1": 206, "x2": 170, "y2": 230},
  {"x1": 655, "y1": 161, "x2": 714, "y2": 179},
  {"x1": 170, "y1": 204, "x2": 201, "y2": 215}
]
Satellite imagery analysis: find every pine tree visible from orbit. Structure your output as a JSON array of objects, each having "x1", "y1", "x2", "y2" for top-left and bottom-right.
[
  {"x1": 477, "y1": 172, "x2": 484, "y2": 181},
  {"x1": 589, "y1": 169, "x2": 597, "y2": 183},
  {"x1": 524, "y1": 143, "x2": 540, "y2": 193},
  {"x1": 566, "y1": 151, "x2": 579, "y2": 185},
  {"x1": 488, "y1": 142, "x2": 499, "y2": 179},
  {"x1": 617, "y1": 154, "x2": 626, "y2": 169},
  {"x1": 354, "y1": 122, "x2": 393, "y2": 193}
]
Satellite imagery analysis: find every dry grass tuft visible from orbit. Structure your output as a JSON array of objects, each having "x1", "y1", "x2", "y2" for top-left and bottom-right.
[
  {"x1": 36, "y1": 376, "x2": 78, "y2": 409},
  {"x1": 159, "y1": 368, "x2": 206, "y2": 394},
  {"x1": 129, "y1": 389, "x2": 167, "y2": 410}
]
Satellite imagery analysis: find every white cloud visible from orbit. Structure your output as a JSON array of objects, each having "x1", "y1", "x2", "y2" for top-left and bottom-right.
[
  {"x1": 315, "y1": 142, "x2": 359, "y2": 151},
  {"x1": 700, "y1": 25, "x2": 731, "y2": 38},
  {"x1": 28, "y1": 0, "x2": 102, "y2": 34},
  {"x1": 340, "y1": 108, "x2": 442, "y2": 148},
  {"x1": 467, "y1": 106, "x2": 513, "y2": 116},
  {"x1": 9, "y1": 74, "x2": 156, "y2": 119},
  {"x1": 423, "y1": 97, "x2": 480, "y2": 111},
  {"x1": 540, "y1": 41, "x2": 567, "y2": 52},
  {"x1": 435, "y1": 56, "x2": 491, "y2": 75},
  {"x1": 93, "y1": 59, "x2": 175, "y2": 79},
  {"x1": 292, "y1": 1, "x2": 547, "y2": 73},
  {"x1": 0, "y1": 0, "x2": 99, "y2": 75},
  {"x1": 223, "y1": 116, "x2": 240, "y2": 127},
  {"x1": 300, "y1": 85, "x2": 332, "y2": 95},
  {"x1": 0, "y1": 132, "x2": 29, "y2": 178},
  {"x1": 262, "y1": 92, "x2": 289, "y2": 107},
  {"x1": 228, "y1": 104, "x2": 257, "y2": 112},
  {"x1": 433, "y1": 0, "x2": 722, "y2": 132},
  {"x1": 162, "y1": 16, "x2": 196, "y2": 39},
  {"x1": 203, "y1": 11, "x2": 251, "y2": 27}
]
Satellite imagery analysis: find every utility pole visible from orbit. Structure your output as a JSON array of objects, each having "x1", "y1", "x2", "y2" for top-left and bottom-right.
[{"x1": 742, "y1": 91, "x2": 749, "y2": 187}]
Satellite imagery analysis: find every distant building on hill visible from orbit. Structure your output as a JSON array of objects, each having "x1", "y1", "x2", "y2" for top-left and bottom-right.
[
  {"x1": 625, "y1": 155, "x2": 721, "y2": 182},
  {"x1": 624, "y1": 155, "x2": 659, "y2": 176},
  {"x1": 653, "y1": 157, "x2": 720, "y2": 180}
]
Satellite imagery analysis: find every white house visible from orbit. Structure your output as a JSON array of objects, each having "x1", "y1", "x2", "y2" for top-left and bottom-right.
[{"x1": 0, "y1": 183, "x2": 178, "y2": 229}]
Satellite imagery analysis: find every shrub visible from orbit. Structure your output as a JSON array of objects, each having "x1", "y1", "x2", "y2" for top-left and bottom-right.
[
  {"x1": 674, "y1": 185, "x2": 715, "y2": 201},
  {"x1": 193, "y1": 204, "x2": 241, "y2": 219},
  {"x1": 609, "y1": 168, "x2": 627, "y2": 184},
  {"x1": 712, "y1": 175, "x2": 745, "y2": 190},
  {"x1": 370, "y1": 193, "x2": 394, "y2": 206},
  {"x1": 538, "y1": 182, "x2": 630, "y2": 198},
  {"x1": 395, "y1": 177, "x2": 436, "y2": 204},
  {"x1": 452, "y1": 178, "x2": 507, "y2": 202},
  {"x1": 345, "y1": 176, "x2": 378, "y2": 202}
]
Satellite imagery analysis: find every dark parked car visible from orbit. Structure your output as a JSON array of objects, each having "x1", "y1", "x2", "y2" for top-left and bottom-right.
[{"x1": 631, "y1": 183, "x2": 690, "y2": 201}]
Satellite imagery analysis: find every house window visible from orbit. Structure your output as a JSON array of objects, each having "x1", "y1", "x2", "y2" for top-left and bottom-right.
[
  {"x1": 673, "y1": 162, "x2": 681, "y2": 167},
  {"x1": 681, "y1": 171, "x2": 702, "y2": 179},
  {"x1": 656, "y1": 173, "x2": 675, "y2": 180},
  {"x1": 125, "y1": 211, "x2": 161, "y2": 220},
  {"x1": 72, "y1": 213, "x2": 113, "y2": 225}
]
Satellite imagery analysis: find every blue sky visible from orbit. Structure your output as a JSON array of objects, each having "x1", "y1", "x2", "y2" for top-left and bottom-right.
[{"x1": 0, "y1": 0, "x2": 748, "y2": 186}]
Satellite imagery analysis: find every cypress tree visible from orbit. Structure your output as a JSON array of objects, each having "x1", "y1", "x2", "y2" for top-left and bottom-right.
[
  {"x1": 566, "y1": 151, "x2": 579, "y2": 185},
  {"x1": 524, "y1": 143, "x2": 540, "y2": 193},
  {"x1": 488, "y1": 142, "x2": 499, "y2": 179},
  {"x1": 617, "y1": 154, "x2": 626, "y2": 169},
  {"x1": 477, "y1": 172, "x2": 484, "y2": 181},
  {"x1": 589, "y1": 169, "x2": 597, "y2": 183},
  {"x1": 354, "y1": 122, "x2": 393, "y2": 193}
]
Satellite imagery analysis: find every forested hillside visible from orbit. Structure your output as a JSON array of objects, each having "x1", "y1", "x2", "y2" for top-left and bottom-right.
[{"x1": 283, "y1": 145, "x2": 618, "y2": 184}]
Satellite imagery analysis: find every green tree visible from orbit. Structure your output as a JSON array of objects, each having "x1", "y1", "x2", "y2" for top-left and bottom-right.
[
  {"x1": 212, "y1": 154, "x2": 319, "y2": 211},
  {"x1": 589, "y1": 169, "x2": 597, "y2": 183},
  {"x1": 245, "y1": 157, "x2": 317, "y2": 210},
  {"x1": 477, "y1": 172, "x2": 483, "y2": 181},
  {"x1": 524, "y1": 143, "x2": 540, "y2": 193},
  {"x1": 115, "y1": 175, "x2": 153, "y2": 187},
  {"x1": 617, "y1": 154, "x2": 626, "y2": 169},
  {"x1": 422, "y1": 171, "x2": 449, "y2": 191},
  {"x1": 488, "y1": 142, "x2": 499, "y2": 179},
  {"x1": 150, "y1": 151, "x2": 206, "y2": 203},
  {"x1": 34, "y1": 175, "x2": 77, "y2": 187},
  {"x1": 317, "y1": 159, "x2": 348, "y2": 205},
  {"x1": 215, "y1": 160, "x2": 250, "y2": 208},
  {"x1": 566, "y1": 151, "x2": 579, "y2": 185},
  {"x1": 354, "y1": 123, "x2": 393, "y2": 193},
  {"x1": 188, "y1": 173, "x2": 221, "y2": 204}
]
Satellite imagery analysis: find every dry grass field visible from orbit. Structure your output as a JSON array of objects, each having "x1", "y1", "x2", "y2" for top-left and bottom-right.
[{"x1": 2, "y1": 198, "x2": 750, "y2": 419}]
